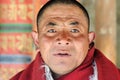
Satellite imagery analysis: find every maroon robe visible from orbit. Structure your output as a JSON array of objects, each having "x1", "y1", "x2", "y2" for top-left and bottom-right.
[{"x1": 10, "y1": 46, "x2": 120, "y2": 80}]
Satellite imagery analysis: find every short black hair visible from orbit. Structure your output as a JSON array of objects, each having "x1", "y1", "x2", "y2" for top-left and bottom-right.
[{"x1": 37, "y1": 0, "x2": 90, "y2": 31}]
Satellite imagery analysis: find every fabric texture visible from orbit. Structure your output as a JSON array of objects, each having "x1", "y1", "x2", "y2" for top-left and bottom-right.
[
  {"x1": 42, "y1": 61, "x2": 98, "y2": 80},
  {"x1": 89, "y1": 61, "x2": 98, "y2": 80},
  {"x1": 10, "y1": 46, "x2": 120, "y2": 80},
  {"x1": 44, "y1": 65, "x2": 54, "y2": 80}
]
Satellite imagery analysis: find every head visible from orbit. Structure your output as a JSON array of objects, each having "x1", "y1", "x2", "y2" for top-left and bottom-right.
[{"x1": 32, "y1": 0, "x2": 95, "y2": 78}]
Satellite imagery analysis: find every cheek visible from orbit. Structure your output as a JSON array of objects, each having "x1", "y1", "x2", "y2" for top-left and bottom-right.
[
  {"x1": 73, "y1": 35, "x2": 89, "y2": 62},
  {"x1": 73, "y1": 33, "x2": 89, "y2": 46},
  {"x1": 38, "y1": 34, "x2": 55, "y2": 59},
  {"x1": 39, "y1": 33, "x2": 55, "y2": 46},
  {"x1": 74, "y1": 36, "x2": 89, "y2": 54}
]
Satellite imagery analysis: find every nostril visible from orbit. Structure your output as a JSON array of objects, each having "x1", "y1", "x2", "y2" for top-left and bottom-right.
[
  {"x1": 56, "y1": 38, "x2": 60, "y2": 41},
  {"x1": 66, "y1": 43, "x2": 69, "y2": 45},
  {"x1": 58, "y1": 42, "x2": 61, "y2": 45},
  {"x1": 57, "y1": 42, "x2": 69, "y2": 45},
  {"x1": 56, "y1": 38, "x2": 70, "y2": 45}
]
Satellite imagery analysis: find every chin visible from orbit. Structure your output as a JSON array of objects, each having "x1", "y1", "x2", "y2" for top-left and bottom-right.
[{"x1": 52, "y1": 66, "x2": 75, "y2": 76}]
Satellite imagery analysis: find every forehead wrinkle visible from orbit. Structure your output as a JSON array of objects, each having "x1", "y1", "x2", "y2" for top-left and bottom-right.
[
  {"x1": 39, "y1": 16, "x2": 88, "y2": 31},
  {"x1": 44, "y1": 16, "x2": 82, "y2": 23},
  {"x1": 40, "y1": 10, "x2": 88, "y2": 26},
  {"x1": 48, "y1": 16, "x2": 87, "y2": 27},
  {"x1": 38, "y1": 4, "x2": 89, "y2": 32}
]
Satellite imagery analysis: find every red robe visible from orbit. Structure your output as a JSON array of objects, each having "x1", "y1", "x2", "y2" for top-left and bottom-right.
[{"x1": 10, "y1": 46, "x2": 120, "y2": 80}]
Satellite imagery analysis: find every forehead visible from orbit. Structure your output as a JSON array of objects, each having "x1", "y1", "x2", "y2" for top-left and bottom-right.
[{"x1": 41, "y1": 4, "x2": 86, "y2": 20}]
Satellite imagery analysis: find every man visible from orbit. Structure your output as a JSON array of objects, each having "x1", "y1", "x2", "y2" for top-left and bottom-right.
[{"x1": 10, "y1": 0, "x2": 120, "y2": 80}]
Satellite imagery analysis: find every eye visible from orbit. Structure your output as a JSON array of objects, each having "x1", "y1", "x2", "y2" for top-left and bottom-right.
[
  {"x1": 47, "y1": 29, "x2": 57, "y2": 33},
  {"x1": 47, "y1": 22, "x2": 56, "y2": 26},
  {"x1": 70, "y1": 29, "x2": 80, "y2": 33},
  {"x1": 70, "y1": 21, "x2": 79, "y2": 25}
]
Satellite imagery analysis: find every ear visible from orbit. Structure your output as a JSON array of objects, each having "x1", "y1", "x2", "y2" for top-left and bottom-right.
[
  {"x1": 31, "y1": 31, "x2": 39, "y2": 48},
  {"x1": 88, "y1": 32, "x2": 95, "y2": 44}
]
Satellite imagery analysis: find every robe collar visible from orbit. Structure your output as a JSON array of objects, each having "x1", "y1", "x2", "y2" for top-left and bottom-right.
[
  {"x1": 32, "y1": 42, "x2": 95, "y2": 80},
  {"x1": 12, "y1": 43, "x2": 120, "y2": 80}
]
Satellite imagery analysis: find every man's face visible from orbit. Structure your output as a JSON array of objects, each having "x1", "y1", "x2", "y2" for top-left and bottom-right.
[{"x1": 37, "y1": 4, "x2": 92, "y2": 76}]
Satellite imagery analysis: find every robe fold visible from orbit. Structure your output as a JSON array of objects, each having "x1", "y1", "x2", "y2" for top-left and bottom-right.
[{"x1": 10, "y1": 46, "x2": 120, "y2": 80}]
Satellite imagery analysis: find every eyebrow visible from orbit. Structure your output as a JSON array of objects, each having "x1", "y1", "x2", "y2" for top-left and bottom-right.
[
  {"x1": 43, "y1": 15, "x2": 87, "y2": 28},
  {"x1": 70, "y1": 21, "x2": 79, "y2": 25},
  {"x1": 47, "y1": 22, "x2": 56, "y2": 26},
  {"x1": 44, "y1": 15, "x2": 83, "y2": 20}
]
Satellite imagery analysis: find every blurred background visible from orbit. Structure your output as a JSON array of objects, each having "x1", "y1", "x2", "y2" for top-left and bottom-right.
[{"x1": 0, "y1": 0, "x2": 119, "y2": 80}]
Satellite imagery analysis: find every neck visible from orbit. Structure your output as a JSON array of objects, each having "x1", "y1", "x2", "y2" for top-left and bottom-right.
[{"x1": 52, "y1": 72, "x2": 61, "y2": 79}]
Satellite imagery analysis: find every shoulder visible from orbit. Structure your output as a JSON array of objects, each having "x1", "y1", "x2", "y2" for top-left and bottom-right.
[
  {"x1": 94, "y1": 49, "x2": 118, "y2": 69},
  {"x1": 94, "y1": 49, "x2": 120, "y2": 79},
  {"x1": 10, "y1": 71, "x2": 24, "y2": 80}
]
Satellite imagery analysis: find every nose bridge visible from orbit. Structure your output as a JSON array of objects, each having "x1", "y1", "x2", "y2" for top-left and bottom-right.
[
  {"x1": 61, "y1": 29, "x2": 68, "y2": 39},
  {"x1": 59, "y1": 28, "x2": 70, "y2": 40},
  {"x1": 56, "y1": 29, "x2": 71, "y2": 45}
]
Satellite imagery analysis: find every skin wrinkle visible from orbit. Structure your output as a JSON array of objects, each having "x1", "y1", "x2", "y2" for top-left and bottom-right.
[
  {"x1": 39, "y1": 17, "x2": 87, "y2": 41},
  {"x1": 34, "y1": 4, "x2": 95, "y2": 78},
  {"x1": 38, "y1": 4, "x2": 88, "y2": 33},
  {"x1": 37, "y1": 4, "x2": 89, "y2": 29},
  {"x1": 39, "y1": 17, "x2": 87, "y2": 35}
]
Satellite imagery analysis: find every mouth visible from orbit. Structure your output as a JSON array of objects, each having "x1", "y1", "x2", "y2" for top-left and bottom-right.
[{"x1": 54, "y1": 53, "x2": 71, "y2": 57}]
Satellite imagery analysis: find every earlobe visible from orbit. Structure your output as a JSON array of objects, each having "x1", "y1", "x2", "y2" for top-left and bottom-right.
[
  {"x1": 88, "y1": 32, "x2": 95, "y2": 44},
  {"x1": 31, "y1": 31, "x2": 39, "y2": 48}
]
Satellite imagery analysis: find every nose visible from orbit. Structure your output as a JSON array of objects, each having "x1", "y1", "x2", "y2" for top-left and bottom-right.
[
  {"x1": 56, "y1": 30, "x2": 71, "y2": 46},
  {"x1": 56, "y1": 38, "x2": 71, "y2": 46}
]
